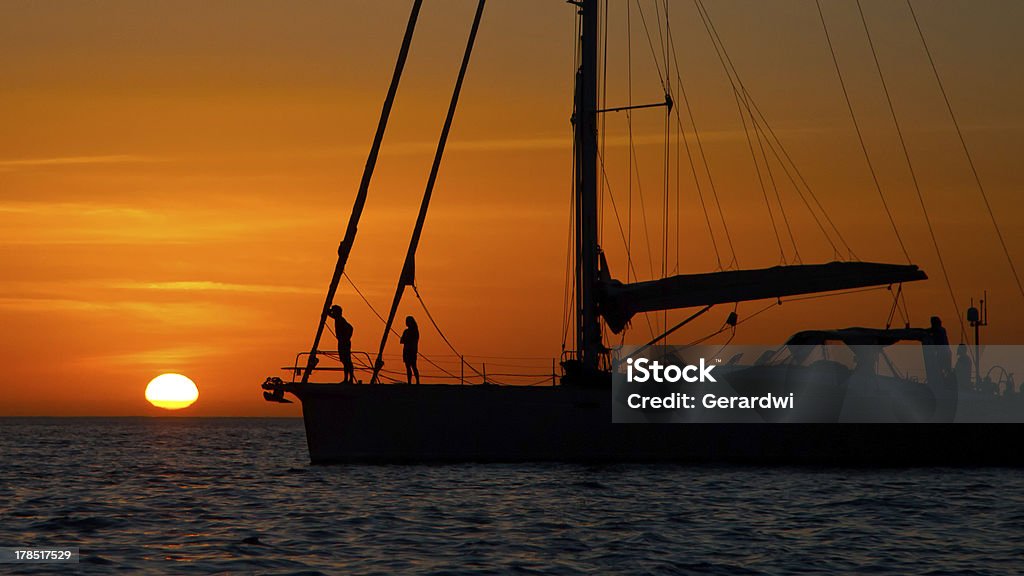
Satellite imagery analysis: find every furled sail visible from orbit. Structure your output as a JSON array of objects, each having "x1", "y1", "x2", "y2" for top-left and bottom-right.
[{"x1": 598, "y1": 261, "x2": 927, "y2": 334}]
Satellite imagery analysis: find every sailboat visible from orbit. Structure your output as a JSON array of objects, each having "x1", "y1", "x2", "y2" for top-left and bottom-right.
[{"x1": 261, "y1": 0, "x2": 1024, "y2": 465}]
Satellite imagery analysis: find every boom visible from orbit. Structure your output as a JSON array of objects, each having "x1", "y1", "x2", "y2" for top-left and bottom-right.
[{"x1": 598, "y1": 261, "x2": 927, "y2": 334}]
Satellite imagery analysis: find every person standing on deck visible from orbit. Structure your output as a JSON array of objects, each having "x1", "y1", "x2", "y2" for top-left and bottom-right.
[
  {"x1": 401, "y1": 316, "x2": 420, "y2": 385},
  {"x1": 954, "y1": 343, "x2": 973, "y2": 391},
  {"x1": 929, "y1": 316, "x2": 952, "y2": 380},
  {"x1": 327, "y1": 305, "x2": 355, "y2": 384}
]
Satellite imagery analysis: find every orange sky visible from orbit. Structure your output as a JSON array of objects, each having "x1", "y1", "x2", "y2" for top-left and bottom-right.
[{"x1": 2, "y1": 0, "x2": 1023, "y2": 416}]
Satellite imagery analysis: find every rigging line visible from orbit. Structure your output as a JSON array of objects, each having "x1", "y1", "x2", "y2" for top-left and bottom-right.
[
  {"x1": 418, "y1": 354, "x2": 462, "y2": 381},
  {"x1": 663, "y1": 1, "x2": 672, "y2": 80},
  {"x1": 599, "y1": 0, "x2": 609, "y2": 248},
  {"x1": 598, "y1": 152, "x2": 659, "y2": 340},
  {"x1": 685, "y1": 321, "x2": 730, "y2": 346},
  {"x1": 596, "y1": 151, "x2": 634, "y2": 274},
  {"x1": 626, "y1": 3, "x2": 634, "y2": 284},
  {"x1": 665, "y1": 104, "x2": 671, "y2": 333},
  {"x1": 784, "y1": 285, "x2": 887, "y2": 303},
  {"x1": 596, "y1": 147, "x2": 658, "y2": 340},
  {"x1": 889, "y1": 285, "x2": 900, "y2": 328},
  {"x1": 816, "y1": 0, "x2": 910, "y2": 263},
  {"x1": 629, "y1": 131, "x2": 660, "y2": 282},
  {"x1": 658, "y1": 3, "x2": 670, "y2": 279},
  {"x1": 857, "y1": 0, "x2": 967, "y2": 342},
  {"x1": 739, "y1": 82, "x2": 855, "y2": 260},
  {"x1": 624, "y1": 3, "x2": 660, "y2": 286},
  {"x1": 652, "y1": 0, "x2": 669, "y2": 80},
  {"x1": 673, "y1": 56, "x2": 681, "y2": 271},
  {"x1": 664, "y1": 50, "x2": 671, "y2": 333},
  {"x1": 750, "y1": 99, "x2": 801, "y2": 263},
  {"x1": 599, "y1": 4, "x2": 609, "y2": 346},
  {"x1": 671, "y1": 286, "x2": 896, "y2": 338},
  {"x1": 663, "y1": 74, "x2": 670, "y2": 278},
  {"x1": 411, "y1": 285, "x2": 484, "y2": 380},
  {"x1": 566, "y1": 9, "x2": 583, "y2": 352},
  {"x1": 462, "y1": 354, "x2": 557, "y2": 360},
  {"x1": 886, "y1": 284, "x2": 904, "y2": 329},
  {"x1": 655, "y1": 0, "x2": 673, "y2": 288},
  {"x1": 623, "y1": 305, "x2": 712, "y2": 361},
  {"x1": 666, "y1": 0, "x2": 680, "y2": 275},
  {"x1": 344, "y1": 272, "x2": 394, "y2": 330},
  {"x1": 562, "y1": 14, "x2": 579, "y2": 352},
  {"x1": 571, "y1": 12, "x2": 580, "y2": 353},
  {"x1": 908, "y1": 0, "x2": 1024, "y2": 301},
  {"x1": 712, "y1": 325, "x2": 737, "y2": 360},
  {"x1": 561, "y1": 164, "x2": 574, "y2": 349},
  {"x1": 667, "y1": 0, "x2": 681, "y2": 277},
  {"x1": 564, "y1": 288, "x2": 577, "y2": 354},
  {"x1": 735, "y1": 300, "x2": 781, "y2": 327},
  {"x1": 691, "y1": 0, "x2": 785, "y2": 263},
  {"x1": 899, "y1": 284, "x2": 913, "y2": 326},
  {"x1": 633, "y1": 0, "x2": 668, "y2": 91},
  {"x1": 743, "y1": 100, "x2": 841, "y2": 258},
  {"x1": 694, "y1": 0, "x2": 855, "y2": 260},
  {"x1": 670, "y1": 90, "x2": 722, "y2": 268},
  {"x1": 759, "y1": 119, "x2": 801, "y2": 263},
  {"x1": 733, "y1": 286, "x2": 891, "y2": 330},
  {"x1": 342, "y1": 272, "x2": 458, "y2": 381},
  {"x1": 562, "y1": 191, "x2": 575, "y2": 349},
  {"x1": 652, "y1": 0, "x2": 671, "y2": 335},
  {"x1": 663, "y1": 140, "x2": 670, "y2": 332},
  {"x1": 561, "y1": 143, "x2": 575, "y2": 350},
  {"x1": 626, "y1": 4, "x2": 667, "y2": 330},
  {"x1": 735, "y1": 81, "x2": 786, "y2": 262},
  {"x1": 665, "y1": 17, "x2": 731, "y2": 269}
]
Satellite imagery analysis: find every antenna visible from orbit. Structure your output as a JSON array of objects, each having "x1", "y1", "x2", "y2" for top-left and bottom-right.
[{"x1": 966, "y1": 290, "x2": 989, "y2": 389}]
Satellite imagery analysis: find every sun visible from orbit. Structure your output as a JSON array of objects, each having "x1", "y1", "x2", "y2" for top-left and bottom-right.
[{"x1": 145, "y1": 373, "x2": 200, "y2": 410}]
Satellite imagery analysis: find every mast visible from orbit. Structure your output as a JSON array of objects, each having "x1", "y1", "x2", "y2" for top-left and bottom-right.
[
  {"x1": 575, "y1": 0, "x2": 601, "y2": 373},
  {"x1": 571, "y1": 0, "x2": 926, "y2": 370}
]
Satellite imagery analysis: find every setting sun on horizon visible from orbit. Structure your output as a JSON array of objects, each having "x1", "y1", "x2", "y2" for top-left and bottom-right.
[{"x1": 145, "y1": 373, "x2": 200, "y2": 410}]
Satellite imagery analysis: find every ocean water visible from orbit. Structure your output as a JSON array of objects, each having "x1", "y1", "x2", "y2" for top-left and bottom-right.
[{"x1": 0, "y1": 418, "x2": 1021, "y2": 575}]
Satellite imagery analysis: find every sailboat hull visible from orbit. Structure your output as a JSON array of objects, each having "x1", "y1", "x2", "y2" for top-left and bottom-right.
[{"x1": 289, "y1": 383, "x2": 1024, "y2": 466}]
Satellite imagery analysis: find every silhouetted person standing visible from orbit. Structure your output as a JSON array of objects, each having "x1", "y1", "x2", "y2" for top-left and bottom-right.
[
  {"x1": 954, "y1": 343, "x2": 972, "y2": 391},
  {"x1": 401, "y1": 315, "x2": 420, "y2": 385},
  {"x1": 930, "y1": 316, "x2": 951, "y2": 378},
  {"x1": 327, "y1": 304, "x2": 355, "y2": 384}
]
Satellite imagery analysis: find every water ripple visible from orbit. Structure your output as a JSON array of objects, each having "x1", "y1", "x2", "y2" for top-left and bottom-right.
[{"x1": 1, "y1": 418, "x2": 1022, "y2": 574}]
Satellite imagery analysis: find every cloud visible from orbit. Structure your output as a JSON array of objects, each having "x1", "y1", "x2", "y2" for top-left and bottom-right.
[
  {"x1": 108, "y1": 280, "x2": 319, "y2": 295},
  {"x1": 0, "y1": 278, "x2": 319, "y2": 301},
  {"x1": 0, "y1": 202, "x2": 151, "y2": 218},
  {"x1": 0, "y1": 296, "x2": 253, "y2": 327},
  {"x1": 84, "y1": 344, "x2": 219, "y2": 368},
  {"x1": 0, "y1": 154, "x2": 170, "y2": 171},
  {"x1": 0, "y1": 201, "x2": 313, "y2": 245}
]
